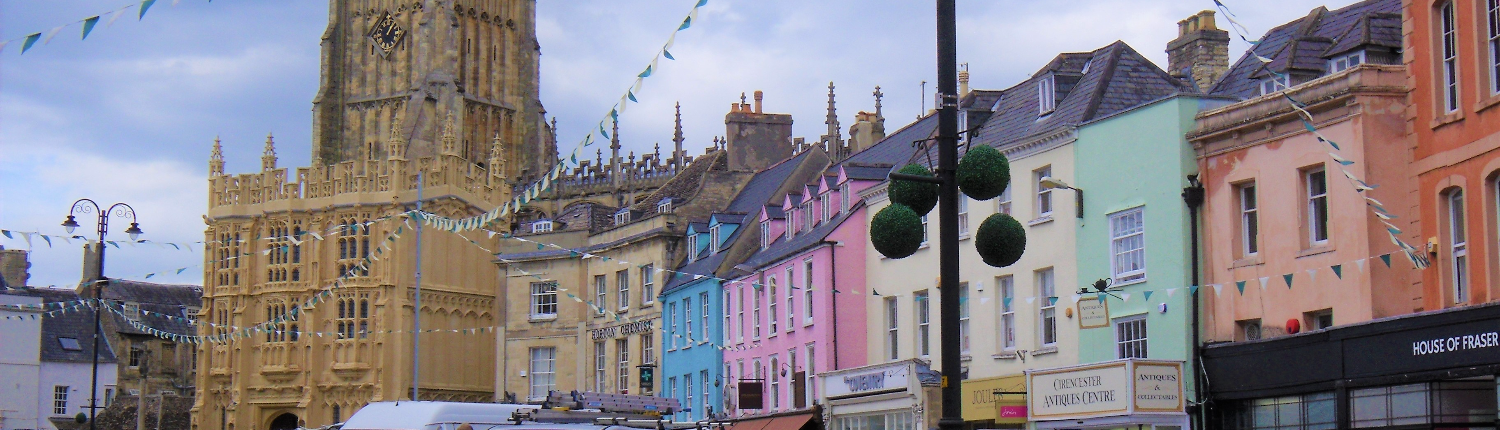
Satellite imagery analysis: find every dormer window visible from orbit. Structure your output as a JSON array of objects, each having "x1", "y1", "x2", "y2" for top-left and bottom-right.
[
  {"x1": 1037, "y1": 75, "x2": 1056, "y2": 114},
  {"x1": 531, "y1": 220, "x2": 554, "y2": 234},
  {"x1": 840, "y1": 182, "x2": 851, "y2": 213},
  {"x1": 709, "y1": 224, "x2": 722, "y2": 254},
  {"x1": 658, "y1": 200, "x2": 674, "y2": 214},
  {"x1": 802, "y1": 202, "x2": 814, "y2": 230},
  {"x1": 820, "y1": 194, "x2": 831, "y2": 222},
  {"x1": 786, "y1": 210, "x2": 796, "y2": 240},
  {"x1": 1328, "y1": 51, "x2": 1364, "y2": 73},
  {"x1": 615, "y1": 210, "x2": 631, "y2": 226},
  {"x1": 687, "y1": 234, "x2": 699, "y2": 262},
  {"x1": 761, "y1": 220, "x2": 771, "y2": 250},
  {"x1": 1258, "y1": 75, "x2": 1290, "y2": 96}
]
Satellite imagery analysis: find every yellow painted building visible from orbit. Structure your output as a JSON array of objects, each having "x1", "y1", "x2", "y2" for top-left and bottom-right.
[{"x1": 192, "y1": 1, "x2": 549, "y2": 429}]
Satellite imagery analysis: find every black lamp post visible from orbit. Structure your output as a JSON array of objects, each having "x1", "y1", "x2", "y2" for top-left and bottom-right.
[{"x1": 62, "y1": 199, "x2": 142, "y2": 430}]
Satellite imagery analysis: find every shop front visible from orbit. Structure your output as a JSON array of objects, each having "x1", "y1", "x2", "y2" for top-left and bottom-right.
[
  {"x1": 1026, "y1": 359, "x2": 1188, "y2": 430},
  {"x1": 961, "y1": 374, "x2": 1028, "y2": 430},
  {"x1": 820, "y1": 360, "x2": 942, "y2": 430},
  {"x1": 1203, "y1": 303, "x2": 1500, "y2": 429}
]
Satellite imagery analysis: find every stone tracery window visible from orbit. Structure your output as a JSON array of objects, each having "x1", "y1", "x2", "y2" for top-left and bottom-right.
[{"x1": 337, "y1": 218, "x2": 372, "y2": 277}]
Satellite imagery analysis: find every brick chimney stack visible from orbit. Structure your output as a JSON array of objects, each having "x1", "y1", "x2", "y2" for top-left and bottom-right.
[
  {"x1": 1166, "y1": 10, "x2": 1230, "y2": 92},
  {"x1": 0, "y1": 246, "x2": 30, "y2": 289}
]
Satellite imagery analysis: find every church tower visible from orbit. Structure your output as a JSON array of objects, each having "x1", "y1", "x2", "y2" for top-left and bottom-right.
[
  {"x1": 193, "y1": 2, "x2": 535, "y2": 430},
  {"x1": 310, "y1": 0, "x2": 554, "y2": 180}
]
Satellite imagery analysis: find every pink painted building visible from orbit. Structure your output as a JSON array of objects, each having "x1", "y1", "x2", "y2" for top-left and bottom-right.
[{"x1": 719, "y1": 162, "x2": 899, "y2": 417}]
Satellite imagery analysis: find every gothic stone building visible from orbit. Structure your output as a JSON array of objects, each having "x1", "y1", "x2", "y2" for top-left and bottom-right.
[{"x1": 191, "y1": 1, "x2": 549, "y2": 429}]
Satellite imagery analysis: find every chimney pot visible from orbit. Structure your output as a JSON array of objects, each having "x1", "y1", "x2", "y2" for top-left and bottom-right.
[{"x1": 754, "y1": 90, "x2": 764, "y2": 114}]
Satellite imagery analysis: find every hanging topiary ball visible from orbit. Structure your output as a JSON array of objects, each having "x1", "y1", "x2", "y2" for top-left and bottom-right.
[
  {"x1": 975, "y1": 213, "x2": 1026, "y2": 267},
  {"x1": 957, "y1": 145, "x2": 1011, "y2": 201},
  {"x1": 889, "y1": 164, "x2": 938, "y2": 215},
  {"x1": 870, "y1": 203, "x2": 925, "y2": 259}
]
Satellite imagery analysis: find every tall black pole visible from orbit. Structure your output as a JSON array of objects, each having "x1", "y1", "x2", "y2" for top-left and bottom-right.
[
  {"x1": 1182, "y1": 177, "x2": 1205, "y2": 430},
  {"x1": 935, "y1": 4, "x2": 963, "y2": 430},
  {"x1": 64, "y1": 199, "x2": 140, "y2": 430}
]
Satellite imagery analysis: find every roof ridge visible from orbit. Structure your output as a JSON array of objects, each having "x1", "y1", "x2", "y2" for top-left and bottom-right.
[{"x1": 1080, "y1": 41, "x2": 1126, "y2": 121}]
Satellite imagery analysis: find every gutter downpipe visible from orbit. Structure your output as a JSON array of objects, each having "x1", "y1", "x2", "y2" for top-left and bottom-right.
[
  {"x1": 1183, "y1": 175, "x2": 1205, "y2": 430},
  {"x1": 820, "y1": 240, "x2": 840, "y2": 370}
]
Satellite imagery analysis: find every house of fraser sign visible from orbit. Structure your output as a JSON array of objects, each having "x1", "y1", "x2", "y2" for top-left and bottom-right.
[{"x1": 591, "y1": 318, "x2": 656, "y2": 340}]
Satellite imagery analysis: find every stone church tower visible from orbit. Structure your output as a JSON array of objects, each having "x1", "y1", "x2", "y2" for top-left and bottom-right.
[{"x1": 192, "y1": 2, "x2": 541, "y2": 430}]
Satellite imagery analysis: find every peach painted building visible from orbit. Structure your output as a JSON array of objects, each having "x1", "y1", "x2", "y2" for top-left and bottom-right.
[
  {"x1": 1188, "y1": 0, "x2": 1424, "y2": 344},
  {"x1": 1406, "y1": 0, "x2": 1500, "y2": 309}
]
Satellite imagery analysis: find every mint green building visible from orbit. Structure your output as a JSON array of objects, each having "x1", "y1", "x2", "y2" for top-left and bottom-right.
[{"x1": 1070, "y1": 94, "x2": 1232, "y2": 415}]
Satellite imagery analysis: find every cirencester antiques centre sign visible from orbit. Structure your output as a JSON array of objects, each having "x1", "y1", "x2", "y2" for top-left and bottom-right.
[{"x1": 1027, "y1": 359, "x2": 1185, "y2": 421}]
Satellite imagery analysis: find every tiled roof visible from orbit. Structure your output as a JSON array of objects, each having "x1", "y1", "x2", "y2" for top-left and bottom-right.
[
  {"x1": 969, "y1": 41, "x2": 1195, "y2": 150},
  {"x1": 724, "y1": 151, "x2": 817, "y2": 215},
  {"x1": 10, "y1": 287, "x2": 118, "y2": 363},
  {"x1": 627, "y1": 150, "x2": 728, "y2": 213},
  {"x1": 1209, "y1": 0, "x2": 1401, "y2": 99},
  {"x1": 763, "y1": 205, "x2": 785, "y2": 220},
  {"x1": 841, "y1": 114, "x2": 939, "y2": 169},
  {"x1": 102, "y1": 280, "x2": 201, "y2": 338}
]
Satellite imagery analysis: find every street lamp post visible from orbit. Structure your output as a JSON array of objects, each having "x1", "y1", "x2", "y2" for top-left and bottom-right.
[
  {"x1": 934, "y1": 4, "x2": 963, "y2": 430},
  {"x1": 62, "y1": 199, "x2": 143, "y2": 430}
]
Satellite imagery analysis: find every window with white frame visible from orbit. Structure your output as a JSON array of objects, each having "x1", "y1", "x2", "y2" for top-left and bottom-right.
[
  {"x1": 803, "y1": 202, "x2": 814, "y2": 230},
  {"x1": 998, "y1": 276, "x2": 1016, "y2": 350},
  {"x1": 1239, "y1": 183, "x2": 1259, "y2": 256},
  {"x1": 530, "y1": 282, "x2": 558, "y2": 319},
  {"x1": 1038, "y1": 268, "x2": 1057, "y2": 346},
  {"x1": 687, "y1": 233, "x2": 699, "y2": 261},
  {"x1": 684, "y1": 374, "x2": 694, "y2": 418},
  {"x1": 700, "y1": 292, "x2": 709, "y2": 344},
  {"x1": 761, "y1": 221, "x2": 771, "y2": 250},
  {"x1": 1037, "y1": 75, "x2": 1056, "y2": 114},
  {"x1": 1115, "y1": 316, "x2": 1147, "y2": 359},
  {"x1": 668, "y1": 302, "x2": 678, "y2": 349},
  {"x1": 737, "y1": 286, "x2": 746, "y2": 342},
  {"x1": 821, "y1": 194, "x2": 831, "y2": 222},
  {"x1": 915, "y1": 290, "x2": 931, "y2": 357},
  {"x1": 785, "y1": 266, "x2": 796, "y2": 331},
  {"x1": 1109, "y1": 207, "x2": 1146, "y2": 283},
  {"x1": 752, "y1": 359, "x2": 764, "y2": 408},
  {"x1": 617, "y1": 270, "x2": 630, "y2": 310},
  {"x1": 958, "y1": 197, "x2": 969, "y2": 236},
  {"x1": 531, "y1": 220, "x2": 553, "y2": 234},
  {"x1": 616, "y1": 339, "x2": 630, "y2": 393},
  {"x1": 1305, "y1": 168, "x2": 1330, "y2": 245},
  {"x1": 642, "y1": 265, "x2": 655, "y2": 305},
  {"x1": 920, "y1": 215, "x2": 930, "y2": 245},
  {"x1": 54, "y1": 386, "x2": 68, "y2": 415},
  {"x1": 594, "y1": 341, "x2": 608, "y2": 392},
  {"x1": 770, "y1": 355, "x2": 781, "y2": 410},
  {"x1": 885, "y1": 297, "x2": 899, "y2": 360},
  {"x1": 1441, "y1": 1, "x2": 1460, "y2": 112},
  {"x1": 769, "y1": 278, "x2": 780, "y2": 335},
  {"x1": 803, "y1": 259, "x2": 815, "y2": 323},
  {"x1": 1490, "y1": 0, "x2": 1500, "y2": 94},
  {"x1": 1035, "y1": 166, "x2": 1053, "y2": 217},
  {"x1": 997, "y1": 185, "x2": 1012, "y2": 215},
  {"x1": 959, "y1": 284, "x2": 970, "y2": 354},
  {"x1": 642, "y1": 333, "x2": 654, "y2": 364},
  {"x1": 668, "y1": 377, "x2": 678, "y2": 410},
  {"x1": 753, "y1": 281, "x2": 763, "y2": 338},
  {"x1": 710, "y1": 225, "x2": 721, "y2": 254},
  {"x1": 786, "y1": 210, "x2": 796, "y2": 240},
  {"x1": 1327, "y1": 50, "x2": 1364, "y2": 73},
  {"x1": 615, "y1": 210, "x2": 631, "y2": 226},
  {"x1": 787, "y1": 347, "x2": 799, "y2": 407},
  {"x1": 805, "y1": 343, "x2": 816, "y2": 401},
  {"x1": 840, "y1": 182, "x2": 851, "y2": 213},
  {"x1": 659, "y1": 199, "x2": 674, "y2": 214},
  {"x1": 724, "y1": 290, "x2": 733, "y2": 344},
  {"x1": 595, "y1": 275, "x2": 607, "y2": 316},
  {"x1": 1449, "y1": 190, "x2": 1469, "y2": 304},
  {"x1": 700, "y1": 369, "x2": 710, "y2": 418},
  {"x1": 684, "y1": 296, "x2": 694, "y2": 345},
  {"x1": 1259, "y1": 75, "x2": 1290, "y2": 96},
  {"x1": 529, "y1": 347, "x2": 557, "y2": 400}
]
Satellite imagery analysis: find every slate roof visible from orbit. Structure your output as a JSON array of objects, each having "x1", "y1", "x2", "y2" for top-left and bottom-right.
[
  {"x1": 731, "y1": 201, "x2": 864, "y2": 276},
  {"x1": 101, "y1": 280, "x2": 201, "y2": 338},
  {"x1": 763, "y1": 205, "x2": 786, "y2": 220},
  {"x1": 9, "y1": 287, "x2": 117, "y2": 363},
  {"x1": 724, "y1": 151, "x2": 817, "y2": 215},
  {"x1": 1209, "y1": 0, "x2": 1401, "y2": 99},
  {"x1": 969, "y1": 41, "x2": 1196, "y2": 150},
  {"x1": 841, "y1": 114, "x2": 940, "y2": 169},
  {"x1": 627, "y1": 150, "x2": 728, "y2": 213}
]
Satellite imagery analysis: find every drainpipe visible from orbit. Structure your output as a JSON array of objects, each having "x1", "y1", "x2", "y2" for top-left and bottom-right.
[
  {"x1": 820, "y1": 240, "x2": 841, "y2": 370},
  {"x1": 1182, "y1": 175, "x2": 1205, "y2": 430}
]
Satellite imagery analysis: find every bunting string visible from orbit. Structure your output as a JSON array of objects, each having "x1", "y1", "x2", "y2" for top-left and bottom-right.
[{"x1": 3, "y1": 0, "x2": 179, "y2": 56}]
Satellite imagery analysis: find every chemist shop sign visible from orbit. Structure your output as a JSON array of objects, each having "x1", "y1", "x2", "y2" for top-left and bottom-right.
[{"x1": 1027, "y1": 360, "x2": 1184, "y2": 421}]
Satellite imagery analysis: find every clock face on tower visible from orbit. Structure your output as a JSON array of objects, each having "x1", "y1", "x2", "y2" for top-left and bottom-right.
[{"x1": 368, "y1": 12, "x2": 405, "y2": 57}]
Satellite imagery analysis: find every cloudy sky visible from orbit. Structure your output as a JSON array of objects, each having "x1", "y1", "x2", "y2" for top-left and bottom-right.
[{"x1": 0, "y1": 0, "x2": 1358, "y2": 288}]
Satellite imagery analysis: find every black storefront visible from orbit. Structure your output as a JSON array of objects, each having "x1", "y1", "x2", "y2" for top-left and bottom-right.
[{"x1": 1202, "y1": 302, "x2": 1500, "y2": 429}]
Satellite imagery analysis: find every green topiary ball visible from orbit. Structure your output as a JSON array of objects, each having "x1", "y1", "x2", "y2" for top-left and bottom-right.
[
  {"x1": 870, "y1": 204, "x2": 925, "y2": 259},
  {"x1": 975, "y1": 213, "x2": 1026, "y2": 268},
  {"x1": 889, "y1": 164, "x2": 938, "y2": 215},
  {"x1": 75, "y1": 413, "x2": 87, "y2": 424},
  {"x1": 957, "y1": 145, "x2": 1011, "y2": 201}
]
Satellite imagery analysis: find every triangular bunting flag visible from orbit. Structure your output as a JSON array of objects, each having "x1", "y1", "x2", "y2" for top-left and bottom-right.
[
  {"x1": 82, "y1": 16, "x2": 101, "y2": 40},
  {"x1": 1142, "y1": 291, "x2": 1154, "y2": 302},
  {"x1": 1165, "y1": 288, "x2": 1178, "y2": 298},
  {"x1": 139, "y1": 0, "x2": 158, "y2": 20},
  {"x1": 1283, "y1": 273, "x2": 1294, "y2": 288},
  {"x1": 1258, "y1": 277, "x2": 1269, "y2": 290},
  {"x1": 1355, "y1": 258, "x2": 1367, "y2": 272},
  {"x1": 1379, "y1": 254, "x2": 1392, "y2": 267}
]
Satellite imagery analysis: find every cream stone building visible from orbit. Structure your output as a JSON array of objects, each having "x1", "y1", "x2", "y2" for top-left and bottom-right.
[{"x1": 192, "y1": 1, "x2": 549, "y2": 430}]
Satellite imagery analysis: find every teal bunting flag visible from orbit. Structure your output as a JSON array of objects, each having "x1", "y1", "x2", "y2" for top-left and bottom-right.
[
  {"x1": 81, "y1": 16, "x2": 99, "y2": 40},
  {"x1": 21, "y1": 33, "x2": 41, "y2": 54},
  {"x1": 1331, "y1": 264, "x2": 1343, "y2": 279},
  {"x1": 1142, "y1": 291, "x2": 1153, "y2": 302},
  {"x1": 1048, "y1": 297, "x2": 1058, "y2": 306},
  {"x1": 138, "y1": 0, "x2": 156, "y2": 20},
  {"x1": 663, "y1": 50, "x2": 675, "y2": 60},
  {"x1": 697, "y1": 0, "x2": 708, "y2": 6},
  {"x1": 628, "y1": 91, "x2": 638, "y2": 103},
  {"x1": 1236, "y1": 281, "x2": 1247, "y2": 295},
  {"x1": 1283, "y1": 273, "x2": 1294, "y2": 288},
  {"x1": 0, "y1": 230, "x2": 10, "y2": 239},
  {"x1": 1379, "y1": 254, "x2": 1392, "y2": 267},
  {"x1": 678, "y1": 16, "x2": 692, "y2": 31},
  {"x1": 1188, "y1": 285, "x2": 1199, "y2": 295},
  {"x1": 40, "y1": 235, "x2": 51, "y2": 247},
  {"x1": 639, "y1": 65, "x2": 653, "y2": 78},
  {"x1": 871, "y1": 289, "x2": 881, "y2": 296}
]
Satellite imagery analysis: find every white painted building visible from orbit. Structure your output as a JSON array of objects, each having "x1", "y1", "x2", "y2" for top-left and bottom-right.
[
  {"x1": 1, "y1": 293, "x2": 43, "y2": 430},
  {"x1": 30, "y1": 288, "x2": 118, "y2": 430}
]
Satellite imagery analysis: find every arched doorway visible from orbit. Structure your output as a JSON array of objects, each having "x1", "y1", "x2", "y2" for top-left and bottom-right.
[{"x1": 269, "y1": 413, "x2": 299, "y2": 430}]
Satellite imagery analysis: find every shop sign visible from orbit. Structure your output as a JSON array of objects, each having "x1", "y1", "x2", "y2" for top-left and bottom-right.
[
  {"x1": 823, "y1": 362, "x2": 909, "y2": 399},
  {"x1": 1028, "y1": 360, "x2": 1185, "y2": 421},
  {"x1": 590, "y1": 318, "x2": 655, "y2": 340},
  {"x1": 962, "y1": 375, "x2": 1026, "y2": 423},
  {"x1": 1078, "y1": 298, "x2": 1109, "y2": 329},
  {"x1": 1342, "y1": 316, "x2": 1500, "y2": 378}
]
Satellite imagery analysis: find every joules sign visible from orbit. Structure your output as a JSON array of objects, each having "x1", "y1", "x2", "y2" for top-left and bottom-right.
[{"x1": 1411, "y1": 331, "x2": 1500, "y2": 356}]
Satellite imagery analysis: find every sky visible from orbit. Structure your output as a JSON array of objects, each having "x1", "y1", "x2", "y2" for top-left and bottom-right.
[{"x1": 0, "y1": 0, "x2": 1361, "y2": 288}]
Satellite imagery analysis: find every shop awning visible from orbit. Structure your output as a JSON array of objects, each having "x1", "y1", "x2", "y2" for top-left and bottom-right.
[{"x1": 724, "y1": 413, "x2": 816, "y2": 430}]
